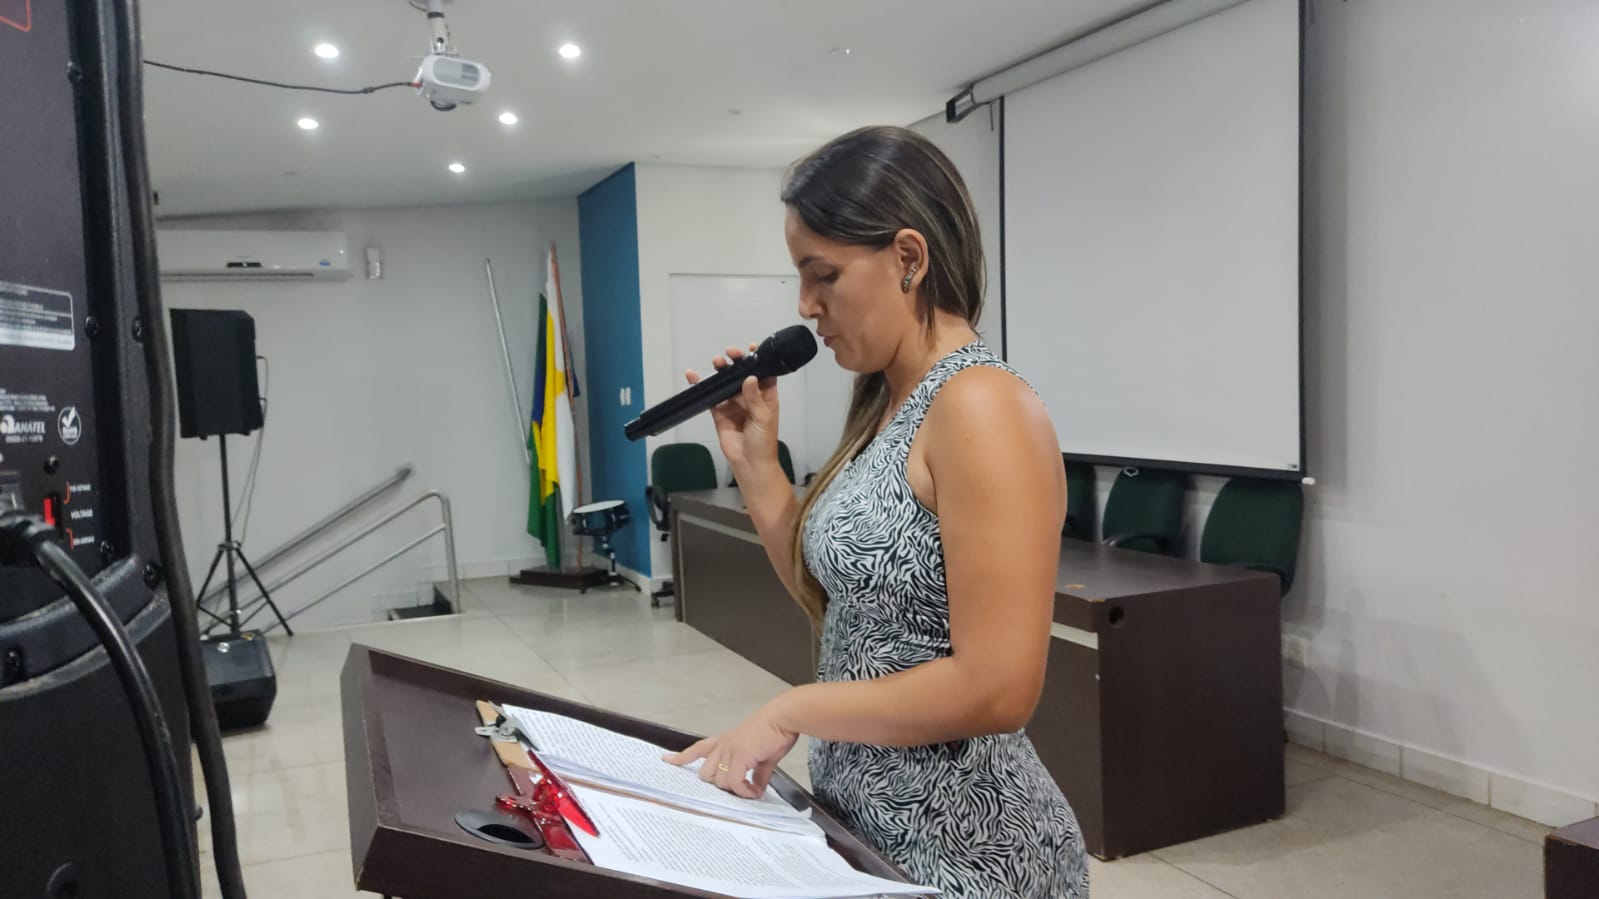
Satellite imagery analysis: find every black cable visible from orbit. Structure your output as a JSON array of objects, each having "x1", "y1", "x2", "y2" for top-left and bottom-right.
[
  {"x1": 0, "y1": 514, "x2": 197, "y2": 899},
  {"x1": 110, "y1": 0, "x2": 249, "y2": 895},
  {"x1": 233, "y1": 355, "x2": 269, "y2": 543},
  {"x1": 144, "y1": 60, "x2": 417, "y2": 95}
]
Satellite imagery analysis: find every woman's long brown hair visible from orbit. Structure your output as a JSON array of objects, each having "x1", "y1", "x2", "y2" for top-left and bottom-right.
[{"x1": 782, "y1": 125, "x2": 987, "y2": 630}]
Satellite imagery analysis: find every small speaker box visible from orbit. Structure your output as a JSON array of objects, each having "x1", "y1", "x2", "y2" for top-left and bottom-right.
[{"x1": 200, "y1": 631, "x2": 277, "y2": 731}]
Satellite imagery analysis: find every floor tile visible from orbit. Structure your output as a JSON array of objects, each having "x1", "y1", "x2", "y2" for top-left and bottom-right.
[
  {"x1": 1153, "y1": 776, "x2": 1543, "y2": 899},
  {"x1": 228, "y1": 715, "x2": 346, "y2": 774},
  {"x1": 1438, "y1": 798, "x2": 1556, "y2": 846},
  {"x1": 498, "y1": 613, "x2": 720, "y2": 673},
  {"x1": 237, "y1": 761, "x2": 350, "y2": 865},
  {"x1": 1087, "y1": 855, "x2": 1234, "y2": 898},
  {"x1": 1320, "y1": 754, "x2": 1468, "y2": 811},
  {"x1": 1285, "y1": 755, "x2": 1336, "y2": 788},
  {"x1": 202, "y1": 848, "x2": 369, "y2": 899},
  {"x1": 644, "y1": 696, "x2": 773, "y2": 740},
  {"x1": 567, "y1": 647, "x2": 792, "y2": 716}
]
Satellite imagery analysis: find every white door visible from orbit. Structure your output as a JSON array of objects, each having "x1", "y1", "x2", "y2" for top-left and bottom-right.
[{"x1": 668, "y1": 274, "x2": 853, "y2": 486}]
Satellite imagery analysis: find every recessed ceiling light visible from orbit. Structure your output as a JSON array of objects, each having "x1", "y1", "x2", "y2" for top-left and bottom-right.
[
  {"x1": 830, "y1": 47, "x2": 852, "y2": 56},
  {"x1": 558, "y1": 43, "x2": 582, "y2": 60},
  {"x1": 297, "y1": 117, "x2": 319, "y2": 131},
  {"x1": 448, "y1": 162, "x2": 466, "y2": 174},
  {"x1": 314, "y1": 43, "x2": 340, "y2": 59},
  {"x1": 498, "y1": 111, "x2": 519, "y2": 125}
]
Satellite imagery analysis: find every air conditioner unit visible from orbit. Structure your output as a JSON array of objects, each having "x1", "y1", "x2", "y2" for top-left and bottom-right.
[{"x1": 156, "y1": 229, "x2": 353, "y2": 282}]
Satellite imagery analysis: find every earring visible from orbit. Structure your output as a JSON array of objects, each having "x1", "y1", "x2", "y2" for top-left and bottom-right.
[{"x1": 901, "y1": 264, "x2": 919, "y2": 293}]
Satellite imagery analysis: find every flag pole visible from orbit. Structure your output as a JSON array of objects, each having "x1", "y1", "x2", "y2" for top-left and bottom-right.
[
  {"x1": 548, "y1": 242, "x2": 584, "y2": 573},
  {"x1": 510, "y1": 245, "x2": 635, "y2": 594},
  {"x1": 484, "y1": 258, "x2": 532, "y2": 467}
]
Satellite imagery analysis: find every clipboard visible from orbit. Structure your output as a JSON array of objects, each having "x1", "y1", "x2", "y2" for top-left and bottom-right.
[{"x1": 474, "y1": 699, "x2": 590, "y2": 863}]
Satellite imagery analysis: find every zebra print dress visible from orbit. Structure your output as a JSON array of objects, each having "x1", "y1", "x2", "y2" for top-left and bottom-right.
[{"x1": 803, "y1": 341, "x2": 1089, "y2": 899}]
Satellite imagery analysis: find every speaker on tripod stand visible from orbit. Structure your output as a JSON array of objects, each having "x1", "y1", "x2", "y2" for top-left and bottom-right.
[{"x1": 170, "y1": 308, "x2": 286, "y2": 729}]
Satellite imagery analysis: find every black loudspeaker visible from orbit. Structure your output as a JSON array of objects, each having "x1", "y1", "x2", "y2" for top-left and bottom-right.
[
  {"x1": 2, "y1": 2, "x2": 193, "y2": 895},
  {"x1": 200, "y1": 631, "x2": 277, "y2": 731},
  {"x1": 169, "y1": 308, "x2": 264, "y2": 438}
]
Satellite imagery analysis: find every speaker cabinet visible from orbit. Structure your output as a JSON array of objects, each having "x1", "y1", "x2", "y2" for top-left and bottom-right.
[{"x1": 169, "y1": 308, "x2": 264, "y2": 439}]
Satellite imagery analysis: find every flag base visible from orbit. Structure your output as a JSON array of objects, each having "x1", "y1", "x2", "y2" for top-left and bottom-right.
[{"x1": 509, "y1": 566, "x2": 636, "y2": 595}]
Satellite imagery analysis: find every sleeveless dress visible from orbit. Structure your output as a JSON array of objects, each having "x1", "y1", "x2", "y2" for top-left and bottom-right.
[{"x1": 802, "y1": 341, "x2": 1089, "y2": 899}]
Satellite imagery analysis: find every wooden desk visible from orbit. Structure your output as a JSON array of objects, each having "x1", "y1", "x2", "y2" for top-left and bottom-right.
[
  {"x1": 1546, "y1": 817, "x2": 1599, "y2": 899},
  {"x1": 669, "y1": 491, "x2": 1284, "y2": 859},
  {"x1": 1031, "y1": 541, "x2": 1284, "y2": 858},
  {"x1": 340, "y1": 645, "x2": 915, "y2": 898},
  {"x1": 670, "y1": 489, "x2": 817, "y2": 685}
]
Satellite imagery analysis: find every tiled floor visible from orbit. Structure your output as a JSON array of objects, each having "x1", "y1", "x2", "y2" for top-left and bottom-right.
[{"x1": 198, "y1": 577, "x2": 1547, "y2": 898}]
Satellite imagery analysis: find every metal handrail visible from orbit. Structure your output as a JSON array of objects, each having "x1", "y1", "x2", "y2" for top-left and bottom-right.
[
  {"x1": 199, "y1": 465, "x2": 413, "y2": 609},
  {"x1": 227, "y1": 490, "x2": 460, "y2": 634}
]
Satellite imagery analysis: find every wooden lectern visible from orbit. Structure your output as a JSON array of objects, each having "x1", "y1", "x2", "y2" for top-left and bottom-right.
[{"x1": 341, "y1": 645, "x2": 919, "y2": 898}]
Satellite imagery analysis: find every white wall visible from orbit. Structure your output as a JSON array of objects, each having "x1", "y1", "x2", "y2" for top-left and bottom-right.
[
  {"x1": 633, "y1": 164, "x2": 803, "y2": 577},
  {"x1": 910, "y1": 107, "x2": 1004, "y2": 349},
  {"x1": 1037, "y1": 0, "x2": 1599, "y2": 815},
  {"x1": 1286, "y1": 0, "x2": 1599, "y2": 812},
  {"x1": 161, "y1": 200, "x2": 584, "y2": 628},
  {"x1": 666, "y1": 274, "x2": 853, "y2": 488}
]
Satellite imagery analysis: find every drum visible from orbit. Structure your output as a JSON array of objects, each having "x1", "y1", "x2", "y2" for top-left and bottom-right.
[{"x1": 569, "y1": 499, "x2": 630, "y2": 536}]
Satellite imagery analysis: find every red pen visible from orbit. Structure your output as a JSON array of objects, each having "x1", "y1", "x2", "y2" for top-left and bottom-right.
[{"x1": 524, "y1": 744, "x2": 600, "y2": 838}]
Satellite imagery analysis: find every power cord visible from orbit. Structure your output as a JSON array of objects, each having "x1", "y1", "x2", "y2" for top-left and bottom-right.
[
  {"x1": 232, "y1": 355, "x2": 269, "y2": 544},
  {"x1": 0, "y1": 513, "x2": 198, "y2": 899},
  {"x1": 111, "y1": 0, "x2": 249, "y2": 894},
  {"x1": 144, "y1": 60, "x2": 418, "y2": 95}
]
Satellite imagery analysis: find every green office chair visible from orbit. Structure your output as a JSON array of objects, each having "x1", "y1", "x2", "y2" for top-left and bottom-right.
[
  {"x1": 1200, "y1": 478, "x2": 1305, "y2": 595},
  {"x1": 646, "y1": 443, "x2": 719, "y2": 606},
  {"x1": 1101, "y1": 467, "x2": 1188, "y2": 556},
  {"x1": 729, "y1": 440, "x2": 797, "y2": 487},
  {"x1": 1063, "y1": 459, "x2": 1097, "y2": 541}
]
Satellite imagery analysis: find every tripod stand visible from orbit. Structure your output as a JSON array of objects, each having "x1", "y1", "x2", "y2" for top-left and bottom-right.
[{"x1": 197, "y1": 435, "x2": 292, "y2": 637}]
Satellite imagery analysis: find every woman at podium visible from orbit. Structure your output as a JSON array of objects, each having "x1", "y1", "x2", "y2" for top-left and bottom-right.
[{"x1": 666, "y1": 126, "x2": 1088, "y2": 899}]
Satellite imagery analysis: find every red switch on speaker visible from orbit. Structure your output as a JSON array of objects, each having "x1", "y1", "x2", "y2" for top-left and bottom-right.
[{"x1": 41, "y1": 496, "x2": 57, "y2": 527}]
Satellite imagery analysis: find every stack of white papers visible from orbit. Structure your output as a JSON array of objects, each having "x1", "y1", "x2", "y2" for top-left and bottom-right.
[
  {"x1": 496, "y1": 705, "x2": 937, "y2": 897},
  {"x1": 501, "y1": 705, "x2": 823, "y2": 839},
  {"x1": 568, "y1": 783, "x2": 936, "y2": 899}
]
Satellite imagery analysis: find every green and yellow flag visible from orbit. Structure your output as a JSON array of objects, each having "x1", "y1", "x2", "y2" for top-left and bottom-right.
[{"x1": 527, "y1": 247, "x2": 577, "y2": 569}]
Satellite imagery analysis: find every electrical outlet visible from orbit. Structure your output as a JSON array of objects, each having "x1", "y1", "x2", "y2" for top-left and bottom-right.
[{"x1": 1283, "y1": 634, "x2": 1312, "y2": 668}]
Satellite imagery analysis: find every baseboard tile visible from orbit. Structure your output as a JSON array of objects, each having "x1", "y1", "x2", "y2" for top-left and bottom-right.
[
  {"x1": 1490, "y1": 773, "x2": 1599, "y2": 828},
  {"x1": 1284, "y1": 710, "x2": 1325, "y2": 752},
  {"x1": 1287, "y1": 709, "x2": 1598, "y2": 823},
  {"x1": 417, "y1": 556, "x2": 650, "y2": 588},
  {"x1": 1404, "y1": 745, "x2": 1490, "y2": 805},
  {"x1": 616, "y1": 564, "x2": 654, "y2": 593},
  {"x1": 422, "y1": 558, "x2": 560, "y2": 583},
  {"x1": 1324, "y1": 722, "x2": 1402, "y2": 776}
]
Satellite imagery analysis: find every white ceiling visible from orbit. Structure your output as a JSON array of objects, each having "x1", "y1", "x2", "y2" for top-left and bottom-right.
[{"x1": 143, "y1": 0, "x2": 1154, "y2": 217}]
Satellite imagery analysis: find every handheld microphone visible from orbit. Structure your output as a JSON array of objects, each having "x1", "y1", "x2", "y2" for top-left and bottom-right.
[{"x1": 624, "y1": 325, "x2": 818, "y2": 441}]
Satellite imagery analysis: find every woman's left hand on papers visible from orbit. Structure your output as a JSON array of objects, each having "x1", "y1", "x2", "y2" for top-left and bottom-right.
[{"x1": 661, "y1": 699, "x2": 800, "y2": 799}]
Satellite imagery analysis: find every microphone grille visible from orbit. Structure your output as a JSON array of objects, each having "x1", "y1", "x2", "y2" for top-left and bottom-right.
[{"x1": 760, "y1": 325, "x2": 819, "y2": 376}]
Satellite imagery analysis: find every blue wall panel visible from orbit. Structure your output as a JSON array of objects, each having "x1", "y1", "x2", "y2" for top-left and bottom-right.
[{"x1": 577, "y1": 165, "x2": 650, "y2": 575}]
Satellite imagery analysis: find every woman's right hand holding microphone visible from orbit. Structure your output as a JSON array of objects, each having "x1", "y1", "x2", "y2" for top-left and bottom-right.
[{"x1": 685, "y1": 343, "x2": 783, "y2": 487}]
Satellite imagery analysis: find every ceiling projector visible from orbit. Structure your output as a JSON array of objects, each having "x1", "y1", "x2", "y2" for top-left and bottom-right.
[
  {"x1": 409, "y1": 0, "x2": 490, "y2": 111},
  {"x1": 414, "y1": 52, "x2": 491, "y2": 111}
]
